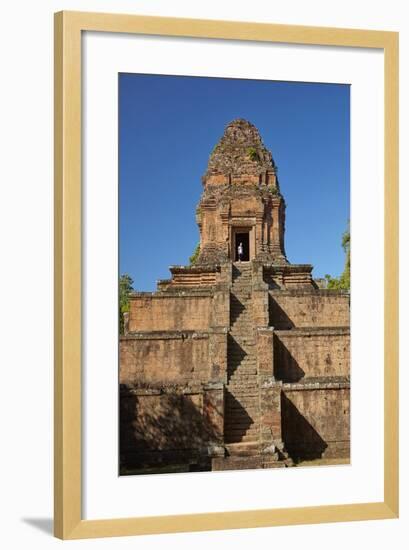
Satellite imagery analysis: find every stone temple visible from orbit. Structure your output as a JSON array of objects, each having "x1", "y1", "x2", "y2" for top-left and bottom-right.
[{"x1": 120, "y1": 119, "x2": 350, "y2": 473}]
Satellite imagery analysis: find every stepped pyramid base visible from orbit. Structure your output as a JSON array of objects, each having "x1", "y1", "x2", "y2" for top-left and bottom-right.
[{"x1": 212, "y1": 454, "x2": 289, "y2": 471}]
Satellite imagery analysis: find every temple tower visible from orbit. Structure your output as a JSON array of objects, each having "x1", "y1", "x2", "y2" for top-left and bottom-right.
[
  {"x1": 196, "y1": 119, "x2": 287, "y2": 265},
  {"x1": 120, "y1": 119, "x2": 350, "y2": 474}
]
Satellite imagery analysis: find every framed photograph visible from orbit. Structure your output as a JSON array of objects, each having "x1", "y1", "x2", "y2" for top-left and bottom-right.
[{"x1": 54, "y1": 11, "x2": 398, "y2": 539}]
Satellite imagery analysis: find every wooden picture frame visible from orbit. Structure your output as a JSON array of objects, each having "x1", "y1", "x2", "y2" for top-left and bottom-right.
[{"x1": 54, "y1": 10, "x2": 398, "y2": 540}]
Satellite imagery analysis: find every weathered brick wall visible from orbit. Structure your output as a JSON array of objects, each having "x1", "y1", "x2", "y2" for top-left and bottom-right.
[
  {"x1": 120, "y1": 333, "x2": 210, "y2": 386},
  {"x1": 129, "y1": 293, "x2": 213, "y2": 332},
  {"x1": 269, "y1": 290, "x2": 349, "y2": 328},
  {"x1": 120, "y1": 386, "x2": 224, "y2": 469},
  {"x1": 274, "y1": 329, "x2": 350, "y2": 381},
  {"x1": 282, "y1": 387, "x2": 350, "y2": 460}
]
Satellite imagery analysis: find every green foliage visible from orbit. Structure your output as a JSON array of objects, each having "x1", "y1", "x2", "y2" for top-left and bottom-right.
[
  {"x1": 247, "y1": 147, "x2": 259, "y2": 161},
  {"x1": 324, "y1": 223, "x2": 350, "y2": 291},
  {"x1": 189, "y1": 243, "x2": 200, "y2": 265},
  {"x1": 119, "y1": 273, "x2": 134, "y2": 334},
  {"x1": 210, "y1": 144, "x2": 220, "y2": 157},
  {"x1": 267, "y1": 184, "x2": 279, "y2": 195}
]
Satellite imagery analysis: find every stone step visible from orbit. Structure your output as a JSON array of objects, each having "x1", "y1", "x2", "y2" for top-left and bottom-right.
[
  {"x1": 223, "y1": 444, "x2": 261, "y2": 458},
  {"x1": 228, "y1": 358, "x2": 257, "y2": 363},
  {"x1": 228, "y1": 355, "x2": 256, "y2": 362},
  {"x1": 226, "y1": 393, "x2": 259, "y2": 401},
  {"x1": 227, "y1": 376, "x2": 258, "y2": 383},
  {"x1": 228, "y1": 353, "x2": 256, "y2": 359},
  {"x1": 224, "y1": 416, "x2": 260, "y2": 425},
  {"x1": 227, "y1": 378, "x2": 258, "y2": 385},
  {"x1": 212, "y1": 456, "x2": 261, "y2": 470},
  {"x1": 224, "y1": 429, "x2": 260, "y2": 442},
  {"x1": 226, "y1": 393, "x2": 259, "y2": 400},
  {"x1": 227, "y1": 370, "x2": 258, "y2": 377},
  {"x1": 227, "y1": 365, "x2": 257, "y2": 371},
  {"x1": 228, "y1": 360, "x2": 257, "y2": 364},
  {"x1": 228, "y1": 362, "x2": 257, "y2": 367},
  {"x1": 225, "y1": 434, "x2": 260, "y2": 444},
  {"x1": 225, "y1": 412, "x2": 260, "y2": 420},
  {"x1": 225, "y1": 412, "x2": 259, "y2": 420},
  {"x1": 225, "y1": 417, "x2": 259, "y2": 426},
  {"x1": 225, "y1": 425, "x2": 260, "y2": 433},
  {"x1": 228, "y1": 353, "x2": 256, "y2": 358},
  {"x1": 225, "y1": 402, "x2": 259, "y2": 411},
  {"x1": 225, "y1": 402, "x2": 259, "y2": 410},
  {"x1": 230, "y1": 316, "x2": 252, "y2": 320},
  {"x1": 225, "y1": 402, "x2": 260, "y2": 411},
  {"x1": 225, "y1": 384, "x2": 258, "y2": 397},
  {"x1": 224, "y1": 422, "x2": 260, "y2": 431},
  {"x1": 225, "y1": 429, "x2": 260, "y2": 438},
  {"x1": 228, "y1": 365, "x2": 257, "y2": 371},
  {"x1": 227, "y1": 379, "x2": 258, "y2": 387},
  {"x1": 225, "y1": 424, "x2": 260, "y2": 433},
  {"x1": 231, "y1": 288, "x2": 251, "y2": 292},
  {"x1": 228, "y1": 355, "x2": 256, "y2": 361},
  {"x1": 231, "y1": 289, "x2": 251, "y2": 293},
  {"x1": 225, "y1": 402, "x2": 260, "y2": 412},
  {"x1": 229, "y1": 355, "x2": 255, "y2": 362},
  {"x1": 225, "y1": 387, "x2": 259, "y2": 395},
  {"x1": 230, "y1": 317, "x2": 252, "y2": 321},
  {"x1": 225, "y1": 432, "x2": 260, "y2": 440},
  {"x1": 227, "y1": 381, "x2": 258, "y2": 387},
  {"x1": 225, "y1": 408, "x2": 260, "y2": 417},
  {"x1": 228, "y1": 368, "x2": 258, "y2": 376},
  {"x1": 232, "y1": 286, "x2": 251, "y2": 290}
]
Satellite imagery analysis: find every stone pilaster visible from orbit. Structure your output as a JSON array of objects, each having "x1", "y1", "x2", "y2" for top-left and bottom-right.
[
  {"x1": 256, "y1": 326, "x2": 275, "y2": 380},
  {"x1": 257, "y1": 327, "x2": 288, "y2": 461},
  {"x1": 203, "y1": 382, "x2": 225, "y2": 457},
  {"x1": 211, "y1": 262, "x2": 231, "y2": 329},
  {"x1": 208, "y1": 327, "x2": 228, "y2": 384},
  {"x1": 251, "y1": 261, "x2": 269, "y2": 327},
  {"x1": 260, "y1": 380, "x2": 284, "y2": 456}
]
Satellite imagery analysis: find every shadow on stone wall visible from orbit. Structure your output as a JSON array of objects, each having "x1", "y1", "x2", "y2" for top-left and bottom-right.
[
  {"x1": 262, "y1": 272, "x2": 281, "y2": 290},
  {"x1": 273, "y1": 336, "x2": 305, "y2": 382},
  {"x1": 230, "y1": 294, "x2": 246, "y2": 323},
  {"x1": 227, "y1": 334, "x2": 247, "y2": 379},
  {"x1": 119, "y1": 385, "x2": 218, "y2": 473},
  {"x1": 281, "y1": 393, "x2": 328, "y2": 461},
  {"x1": 269, "y1": 295, "x2": 294, "y2": 329},
  {"x1": 224, "y1": 390, "x2": 255, "y2": 443}
]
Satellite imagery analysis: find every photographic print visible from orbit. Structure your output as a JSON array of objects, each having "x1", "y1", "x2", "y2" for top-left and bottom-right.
[{"x1": 118, "y1": 74, "x2": 350, "y2": 475}]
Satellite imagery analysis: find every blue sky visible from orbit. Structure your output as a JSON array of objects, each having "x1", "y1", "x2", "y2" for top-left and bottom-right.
[{"x1": 119, "y1": 74, "x2": 350, "y2": 291}]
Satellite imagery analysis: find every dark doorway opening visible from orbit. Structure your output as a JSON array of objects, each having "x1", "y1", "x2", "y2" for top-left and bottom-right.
[{"x1": 235, "y1": 232, "x2": 250, "y2": 261}]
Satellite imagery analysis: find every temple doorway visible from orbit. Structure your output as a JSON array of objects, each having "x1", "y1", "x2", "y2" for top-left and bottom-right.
[{"x1": 235, "y1": 232, "x2": 250, "y2": 261}]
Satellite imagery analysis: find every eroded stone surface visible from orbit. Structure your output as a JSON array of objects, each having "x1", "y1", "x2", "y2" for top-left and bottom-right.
[{"x1": 119, "y1": 120, "x2": 350, "y2": 473}]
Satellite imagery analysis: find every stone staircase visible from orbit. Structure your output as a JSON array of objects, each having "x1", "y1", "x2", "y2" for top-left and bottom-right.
[{"x1": 224, "y1": 262, "x2": 260, "y2": 454}]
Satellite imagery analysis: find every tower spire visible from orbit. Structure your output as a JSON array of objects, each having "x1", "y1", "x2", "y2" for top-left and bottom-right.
[{"x1": 196, "y1": 119, "x2": 286, "y2": 265}]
